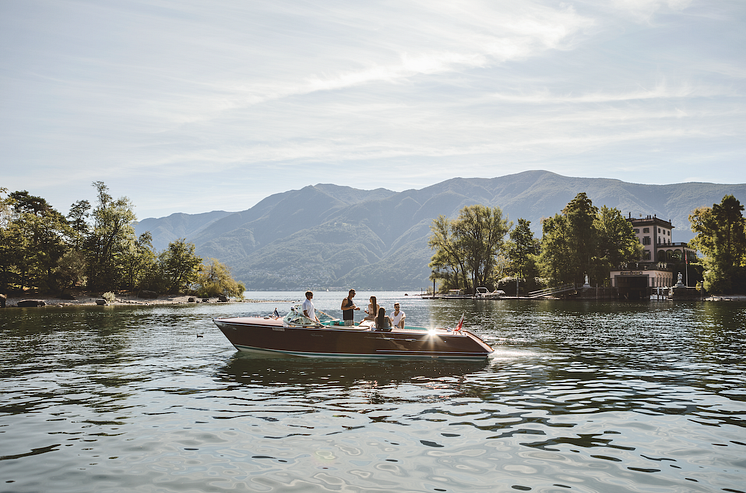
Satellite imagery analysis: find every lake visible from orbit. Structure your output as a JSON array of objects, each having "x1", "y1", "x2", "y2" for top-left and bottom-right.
[{"x1": 1, "y1": 291, "x2": 745, "y2": 493}]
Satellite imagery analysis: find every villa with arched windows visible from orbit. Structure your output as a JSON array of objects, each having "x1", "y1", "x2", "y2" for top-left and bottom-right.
[{"x1": 609, "y1": 214, "x2": 697, "y2": 299}]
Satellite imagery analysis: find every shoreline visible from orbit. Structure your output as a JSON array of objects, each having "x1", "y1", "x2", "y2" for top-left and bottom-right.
[
  {"x1": 2, "y1": 293, "x2": 243, "y2": 308},
  {"x1": 705, "y1": 295, "x2": 746, "y2": 301},
  {"x1": 3, "y1": 293, "x2": 745, "y2": 308}
]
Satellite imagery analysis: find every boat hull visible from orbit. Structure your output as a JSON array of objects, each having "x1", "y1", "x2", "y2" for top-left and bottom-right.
[{"x1": 213, "y1": 317, "x2": 494, "y2": 360}]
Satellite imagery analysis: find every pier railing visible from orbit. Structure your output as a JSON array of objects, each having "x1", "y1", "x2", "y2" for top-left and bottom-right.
[{"x1": 527, "y1": 283, "x2": 576, "y2": 299}]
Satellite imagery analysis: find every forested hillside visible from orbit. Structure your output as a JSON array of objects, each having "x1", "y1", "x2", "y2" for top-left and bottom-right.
[{"x1": 134, "y1": 171, "x2": 746, "y2": 290}]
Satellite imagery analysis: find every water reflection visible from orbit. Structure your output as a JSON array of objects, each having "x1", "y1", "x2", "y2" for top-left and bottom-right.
[
  {"x1": 2, "y1": 297, "x2": 746, "y2": 493},
  {"x1": 216, "y1": 354, "x2": 488, "y2": 390}
]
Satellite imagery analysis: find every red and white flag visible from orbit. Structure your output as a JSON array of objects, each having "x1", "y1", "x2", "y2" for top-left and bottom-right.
[{"x1": 455, "y1": 313, "x2": 464, "y2": 332}]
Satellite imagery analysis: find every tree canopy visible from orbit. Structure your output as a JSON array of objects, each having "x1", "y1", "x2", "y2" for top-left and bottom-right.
[
  {"x1": 505, "y1": 218, "x2": 540, "y2": 293},
  {"x1": 689, "y1": 195, "x2": 746, "y2": 294},
  {"x1": 196, "y1": 258, "x2": 246, "y2": 298},
  {"x1": 428, "y1": 204, "x2": 512, "y2": 293},
  {"x1": 0, "y1": 182, "x2": 244, "y2": 298},
  {"x1": 538, "y1": 193, "x2": 641, "y2": 286}
]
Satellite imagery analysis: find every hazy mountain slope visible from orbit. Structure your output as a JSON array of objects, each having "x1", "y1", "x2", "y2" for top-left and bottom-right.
[
  {"x1": 135, "y1": 211, "x2": 233, "y2": 251},
  {"x1": 135, "y1": 171, "x2": 746, "y2": 290}
]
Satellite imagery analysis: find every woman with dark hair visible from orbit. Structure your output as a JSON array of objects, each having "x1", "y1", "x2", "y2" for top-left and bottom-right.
[
  {"x1": 364, "y1": 295, "x2": 379, "y2": 321},
  {"x1": 375, "y1": 307, "x2": 391, "y2": 331}
]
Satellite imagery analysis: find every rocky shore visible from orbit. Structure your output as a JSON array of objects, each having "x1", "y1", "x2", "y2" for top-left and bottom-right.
[
  {"x1": 705, "y1": 295, "x2": 746, "y2": 301},
  {"x1": 1, "y1": 293, "x2": 241, "y2": 308}
]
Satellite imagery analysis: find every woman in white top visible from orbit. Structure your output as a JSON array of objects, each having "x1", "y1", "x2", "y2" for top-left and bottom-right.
[{"x1": 364, "y1": 296, "x2": 379, "y2": 321}]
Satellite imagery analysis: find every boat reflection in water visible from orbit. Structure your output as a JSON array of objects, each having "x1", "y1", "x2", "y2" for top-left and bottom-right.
[
  {"x1": 214, "y1": 305, "x2": 494, "y2": 360},
  {"x1": 216, "y1": 352, "x2": 491, "y2": 390}
]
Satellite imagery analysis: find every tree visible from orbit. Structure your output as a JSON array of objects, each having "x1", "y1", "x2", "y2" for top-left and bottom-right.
[
  {"x1": 594, "y1": 205, "x2": 643, "y2": 280},
  {"x1": 428, "y1": 215, "x2": 468, "y2": 291},
  {"x1": 0, "y1": 187, "x2": 11, "y2": 228},
  {"x1": 538, "y1": 213, "x2": 573, "y2": 285},
  {"x1": 538, "y1": 193, "x2": 640, "y2": 287},
  {"x1": 0, "y1": 188, "x2": 22, "y2": 292},
  {"x1": 454, "y1": 205, "x2": 512, "y2": 290},
  {"x1": 159, "y1": 239, "x2": 202, "y2": 293},
  {"x1": 8, "y1": 191, "x2": 70, "y2": 291},
  {"x1": 0, "y1": 220, "x2": 23, "y2": 292},
  {"x1": 121, "y1": 232, "x2": 158, "y2": 291},
  {"x1": 54, "y1": 250, "x2": 88, "y2": 291},
  {"x1": 86, "y1": 181, "x2": 137, "y2": 290},
  {"x1": 538, "y1": 193, "x2": 598, "y2": 286},
  {"x1": 195, "y1": 258, "x2": 245, "y2": 298},
  {"x1": 429, "y1": 204, "x2": 511, "y2": 293},
  {"x1": 67, "y1": 199, "x2": 91, "y2": 250},
  {"x1": 506, "y1": 218, "x2": 540, "y2": 293},
  {"x1": 690, "y1": 195, "x2": 746, "y2": 294}
]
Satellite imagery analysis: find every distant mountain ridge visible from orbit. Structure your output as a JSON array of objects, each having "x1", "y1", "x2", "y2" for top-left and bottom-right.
[
  {"x1": 136, "y1": 211, "x2": 233, "y2": 249},
  {"x1": 134, "y1": 171, "x2": 746, "y2": 290}
]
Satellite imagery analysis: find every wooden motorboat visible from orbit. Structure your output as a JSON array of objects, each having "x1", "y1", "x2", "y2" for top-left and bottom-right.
[{"x1": 214, "y1": 306, "x2": 493, "y2": 360}]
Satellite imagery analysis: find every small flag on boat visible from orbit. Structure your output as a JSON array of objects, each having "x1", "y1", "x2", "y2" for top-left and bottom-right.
[
  {"x1": 455, "y1": 313, "x2": 464, "y2": 332},
  {"x1": 273, "y1": 308, "x2": 279, "y2": 318}
]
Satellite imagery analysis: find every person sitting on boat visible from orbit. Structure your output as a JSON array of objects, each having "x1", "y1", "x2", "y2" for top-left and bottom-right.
[
  {"x1": 375, "y1": 307, "x2": 392, "y2": 331},
  {"x1": 302, "y1": 291, "x2": 319, "y2": 323},
  {"x1": 390, "y1": 303, "x2": 405, "y2": 328},
  {"x1": 341, "y1": 289, "x2": 360, "y2": 326},
  {"x1": 364, "y1": 295, "x2": 379, "y2": 321}
]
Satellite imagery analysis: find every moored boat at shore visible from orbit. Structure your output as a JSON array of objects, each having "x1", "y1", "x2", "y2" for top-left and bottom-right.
[{"x1": 214, "y1": 306, "x2": 494, "y2": 360}]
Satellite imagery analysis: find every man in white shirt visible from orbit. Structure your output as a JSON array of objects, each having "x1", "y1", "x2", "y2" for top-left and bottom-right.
[
  {"x1": 302, "y1": 291, "x2": 319, "y2": 322},
  {"x1": 390, "y1": 303, "x2": 405, "y2": 328}
]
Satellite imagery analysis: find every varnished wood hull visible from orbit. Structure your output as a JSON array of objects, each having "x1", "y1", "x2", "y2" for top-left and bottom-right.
[{"x1": 213, "y1": 317, "x2": 494, "y2": 360}]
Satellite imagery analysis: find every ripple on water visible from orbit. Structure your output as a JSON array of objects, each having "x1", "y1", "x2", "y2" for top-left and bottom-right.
[{"x1": 1, "y1": 298, "x2": 745, "y2": 492}]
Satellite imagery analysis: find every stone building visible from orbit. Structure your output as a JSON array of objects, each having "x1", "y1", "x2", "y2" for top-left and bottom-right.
[{"x1": 609, "y1": 214, "x2": 697, "y2": 299}]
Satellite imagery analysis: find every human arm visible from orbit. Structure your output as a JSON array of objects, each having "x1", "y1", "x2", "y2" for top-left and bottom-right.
[{"x1": 341, "y1": 298, "x2": 358, "y2": 311}]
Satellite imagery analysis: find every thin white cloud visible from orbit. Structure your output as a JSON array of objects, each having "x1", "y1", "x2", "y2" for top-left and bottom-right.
[
  {"x1": 1, "y1": 0, "x2": 744, "y2": 218},
  {"x1": 484, "y1": 82, "x2": 737, "y2": 104},
  {"x1": 608, "y1": 0, "x2": 693, "y2": 22}
]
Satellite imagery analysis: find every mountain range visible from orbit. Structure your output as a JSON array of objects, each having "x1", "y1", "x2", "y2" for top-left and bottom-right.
[{"x1": 134, "y1": 170, "x2": 746, "y2": 290}]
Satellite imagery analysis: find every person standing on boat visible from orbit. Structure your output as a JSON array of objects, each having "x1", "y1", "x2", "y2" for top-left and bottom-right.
[
  {"x1": 390, "y1": 303, "x2": 406, "y2": 328},
  {"x1": 364, "y1": 296, "x2": 379, "y2": 321},
  {"x1": 341, "y1": 289, "x2": 360, "y2": 326},
  {"x1": 302, "y1": 291, "x2": 319, "y2": 322}
]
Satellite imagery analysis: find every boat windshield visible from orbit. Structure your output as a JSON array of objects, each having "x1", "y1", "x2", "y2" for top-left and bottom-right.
[{"x1": 282, "y1": 304, "x2": 337, "y2": 327}]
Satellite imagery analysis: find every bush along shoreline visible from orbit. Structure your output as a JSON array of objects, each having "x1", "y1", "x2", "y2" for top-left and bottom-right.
[{"x1": 0, "y1": 291, "x2": 244, "y2": 308}]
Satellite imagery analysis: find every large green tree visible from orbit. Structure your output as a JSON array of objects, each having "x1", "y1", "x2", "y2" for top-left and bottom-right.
[
  {"x1": 7, "y1": 191, "x2": 70, "y2": 291},
  {"x1": 595, "y1": 205, "x2": 643, "y2": 276},
  {"x1": 506, "y1": 218, "x2": 540, "y2": 293},
  {"x1": 539, "y1": 193, "x2": 598, "y2": 285},
  {"x1": 159, "y1": 238, "x2": 203, "y2": 293},
  {"x1": 428, "y1": 214, "x2": 468, "y2": 290},
  {"x1": 0, "y1": 188, "x2": 21, "y2": 292},
  {"x1": 689, "y1": 195, "x2": 746, "y2": 294},
  {"x1": 538, "y1": 193, "x2": 641, "y2": 286},
  {"x1": 121, "y1": 232, "x2": 158, "y2": 291},
  {"x1": 196, "y1": 258, "x2": 246, "y2": 298},
  {"x1": 67, "y1": 199, "x2": 91, "y2": 250},
  {"x1": 1, "y1": 184, "x2": 215, "y2": 296},
  {"x1": 85, "y1": 181, "x2": 138, "y2": 290},
  {"x1": 429, "y1": 204, "x2": 511, "y2": 293}
]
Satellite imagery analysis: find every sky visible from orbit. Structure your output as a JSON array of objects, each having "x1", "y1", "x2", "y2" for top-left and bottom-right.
[{"x1": 1, "y1": 0, "x2": 744, "y2": 220}]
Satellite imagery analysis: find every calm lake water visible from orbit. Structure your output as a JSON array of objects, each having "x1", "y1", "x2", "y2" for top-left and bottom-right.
[{"x1": 1, "y1": 291, "x2": 745, "y2": 493}]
